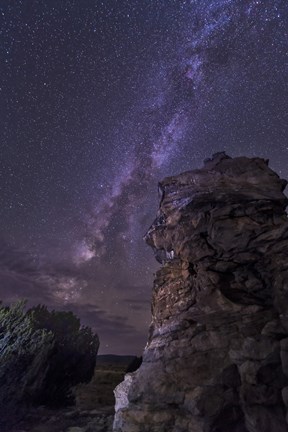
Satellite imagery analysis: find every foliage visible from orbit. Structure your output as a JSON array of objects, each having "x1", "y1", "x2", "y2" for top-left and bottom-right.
[
  {"x1": 28, "y1": 304, "x2": 99, "y2": 406},
  {"x1": 0, "y1": 301, "x2": 99, "y2": 429},
  {"x1": 0, "y1": 301, "x2": 54, "y2": 429}
]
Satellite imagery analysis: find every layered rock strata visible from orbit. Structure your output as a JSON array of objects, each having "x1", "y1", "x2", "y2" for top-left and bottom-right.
[{"x1": 114, "y1": 153, "x2": 288, "y2": 432}]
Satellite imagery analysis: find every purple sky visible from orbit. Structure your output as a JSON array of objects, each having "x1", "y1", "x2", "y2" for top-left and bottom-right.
[{"x1": 1, "y1": 0, "x2": 287, "y2": 354}]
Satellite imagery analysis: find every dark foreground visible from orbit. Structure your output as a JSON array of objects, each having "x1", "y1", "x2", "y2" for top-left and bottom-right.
[{"x1": 11, "y1": 362, "x2": 128, "y2": 432}]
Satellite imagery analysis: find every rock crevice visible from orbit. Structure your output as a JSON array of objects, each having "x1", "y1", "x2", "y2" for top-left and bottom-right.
[{"x1": 114, "y1": 153, "x2": 288, "y2": 432}]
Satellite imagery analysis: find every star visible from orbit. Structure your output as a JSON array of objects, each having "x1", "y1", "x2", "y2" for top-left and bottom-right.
[{"x1": 0, "y1": 0, "x2": 287, "y2": 354}]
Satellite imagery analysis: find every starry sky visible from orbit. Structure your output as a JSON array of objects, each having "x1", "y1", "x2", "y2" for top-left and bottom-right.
[{"x1": 1, "y1": 0, "x2": 288, "y2": 354}]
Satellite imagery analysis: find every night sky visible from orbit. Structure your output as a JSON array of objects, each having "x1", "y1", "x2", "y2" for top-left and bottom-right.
[{"x1": 1, "y1": 0, "x2": 287, "y2": 354}]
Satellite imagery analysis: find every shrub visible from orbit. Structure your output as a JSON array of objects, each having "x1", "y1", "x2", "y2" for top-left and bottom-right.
[
  {"x1": 0, "y1": 301, "x2": 54, "y2": 429},
  {"x1": 28, "y1": 304, "x2": 99, "y2": 406},
  {"x1": 0, "y1": 301, "x2": 99, "y2": 429}
]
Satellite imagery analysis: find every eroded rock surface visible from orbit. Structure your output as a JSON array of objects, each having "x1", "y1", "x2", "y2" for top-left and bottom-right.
[{"x1": 113, "y1": 153, "x2": 288, "y2": 432}]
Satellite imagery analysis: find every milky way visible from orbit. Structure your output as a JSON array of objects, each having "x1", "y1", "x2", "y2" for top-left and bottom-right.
[{"x1": 1, "y1": 0, "x2": 288, "y2": 353}]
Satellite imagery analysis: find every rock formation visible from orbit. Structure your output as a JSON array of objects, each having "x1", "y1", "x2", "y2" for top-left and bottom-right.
[{"x1": 113, "y1": 153, "x2": 288, "y2": 432}]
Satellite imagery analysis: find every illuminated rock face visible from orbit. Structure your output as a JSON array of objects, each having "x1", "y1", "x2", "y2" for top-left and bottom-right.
[{"x1": 113, "y1": 153, "x2": 288, "y2": 432}]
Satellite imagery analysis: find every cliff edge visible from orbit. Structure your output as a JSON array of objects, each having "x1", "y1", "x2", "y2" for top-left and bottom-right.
[{"x1": 113, "y1": 153, "x2": 288, "y2": 432}]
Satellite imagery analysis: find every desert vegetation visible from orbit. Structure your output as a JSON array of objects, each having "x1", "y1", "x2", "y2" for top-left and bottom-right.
[{"x1": 0, "y1": 301, "x2": 99, "y2": 430}]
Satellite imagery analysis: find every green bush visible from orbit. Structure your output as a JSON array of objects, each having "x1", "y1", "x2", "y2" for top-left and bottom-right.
[
  {"x1": 28, "y1": 304, "x2": 99, "y2": 406},
  {"x1": 0, "y1": 301, "x2": 54, "y2": 428},
  {"x1": 0, "y1": 301, "x2": 99, "y2": 429}
]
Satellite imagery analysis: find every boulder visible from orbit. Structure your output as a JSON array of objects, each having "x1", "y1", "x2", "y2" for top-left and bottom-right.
[{"x1": 113, "y1": 153, "x2": 288, "y2": 432}]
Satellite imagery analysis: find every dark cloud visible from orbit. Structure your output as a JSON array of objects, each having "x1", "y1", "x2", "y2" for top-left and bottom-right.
[
  {"x1": 60, "y1": 302, "x2": 147, "y2": 355},
  {"x1": 122, "y1": 296, "x2": 151, "y2": 312},
  {"x1": 0, "y1": 239, "x2": 50, "y2": 303},
  {"x1": 0, "y1": 239, "x2": 150, "y2": 353}
]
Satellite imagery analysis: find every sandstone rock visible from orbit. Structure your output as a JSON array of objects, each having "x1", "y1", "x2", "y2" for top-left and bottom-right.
[
  {"x1": 114, "y1": 374, "x2": 134, "y2": 415},
  {"x1": 113, "y1": 153, "x2": 288, "y2": 432}
]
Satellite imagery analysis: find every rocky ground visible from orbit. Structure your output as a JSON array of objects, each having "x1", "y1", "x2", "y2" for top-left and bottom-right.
[
  {"x1": 12, "y1": 405, "x2": 114, "y2": 432},
  {"x1": 12, "y1": 362, "x2": 128, "y2": 432}
]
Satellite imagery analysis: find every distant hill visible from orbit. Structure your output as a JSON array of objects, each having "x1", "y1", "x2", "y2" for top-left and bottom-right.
[{"x1": 96, "y1": 354, "x2": 137, "y2": 366}]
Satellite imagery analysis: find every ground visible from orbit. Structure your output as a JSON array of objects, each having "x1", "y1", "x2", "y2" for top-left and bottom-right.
[{"x1": 12, "y1": 362, "x2": 128, "y2": 432}]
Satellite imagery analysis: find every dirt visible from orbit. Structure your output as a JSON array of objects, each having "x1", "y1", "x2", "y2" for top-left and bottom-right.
[{"x1": 11, "y1": 364, "x2": 127, "y2": 432}]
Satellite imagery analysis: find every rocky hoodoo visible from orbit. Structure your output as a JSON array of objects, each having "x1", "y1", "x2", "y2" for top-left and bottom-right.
[{"x1": 113, "y1": 153, "x2": 288, "y2": 432}]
